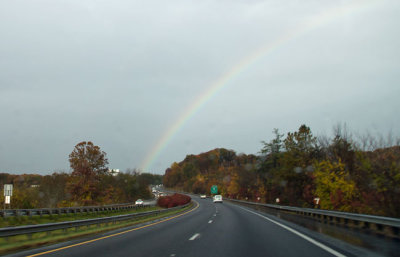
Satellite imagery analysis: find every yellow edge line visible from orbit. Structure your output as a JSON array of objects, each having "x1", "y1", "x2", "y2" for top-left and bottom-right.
[{"x1": 27, "y1": 201, "x2": 199, "y2": 257}]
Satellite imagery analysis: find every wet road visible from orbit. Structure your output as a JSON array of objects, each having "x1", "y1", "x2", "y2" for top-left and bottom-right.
[{"x1": 7, "y1": 196, "x2": 385, "y2": 257}]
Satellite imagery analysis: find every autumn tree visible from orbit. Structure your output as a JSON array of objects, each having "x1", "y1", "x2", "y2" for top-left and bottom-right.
[
  {"x1": 192, "y1": 174, "x2": 207, "y2": 194},
  {"x1": 38, "y1": 172, "x2": 69, "y2": 208},
  {"x1": 68, "y1": 141, "x2": 109, "y2": 206},
  {"x1": 314, "y1": 159, "x2": 358, "y2": 212},
  {"x1": 160, "y1": 128, "x2": 400, "y2": 216},
  {"x1": 227, "y1": 172, "x2": 240, "y2": 199},
  {"x1": 354, "y1": 146, "x2": 400, "y2": 216}
]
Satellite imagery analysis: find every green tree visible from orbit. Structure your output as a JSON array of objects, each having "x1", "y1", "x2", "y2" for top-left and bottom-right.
[
  {"x1": 276, "y1": 125, "x2": 319, "y2": 206},
  {"x1": 260, "y1": 128, "x2": 284, "y2": 170},
  {"x1": 284, "y1": 124, "x2": 319, "y2": 168}
]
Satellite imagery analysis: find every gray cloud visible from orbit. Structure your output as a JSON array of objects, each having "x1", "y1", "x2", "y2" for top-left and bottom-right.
[{"x1": 1, "y1": 0, "x2": 399, "y2": 174}]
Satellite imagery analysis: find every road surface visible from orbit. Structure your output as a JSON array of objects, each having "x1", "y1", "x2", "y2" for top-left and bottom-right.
[{"x1": 7, "y1": 195, "x2": 380, "y2": 257}]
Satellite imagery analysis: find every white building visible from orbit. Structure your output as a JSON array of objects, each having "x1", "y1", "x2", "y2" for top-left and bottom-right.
[{"x1": 108, "y1": 169, "x2": 120, "y2": 176}]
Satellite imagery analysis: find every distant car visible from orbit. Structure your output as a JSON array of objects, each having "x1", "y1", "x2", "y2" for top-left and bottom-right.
[
  {"x1": 213, "y1": 195, "x2": 223, "y2": 203},
  {"x1": 200, "y1": 194, "x2": 207, "y2": 199},
  {"x1": 135, "y1": 199, "x2": 144, "y2": 205}
]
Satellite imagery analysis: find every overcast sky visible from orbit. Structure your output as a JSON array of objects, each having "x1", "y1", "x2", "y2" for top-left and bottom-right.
[{"x1": 1, "y1": 0, "x2": 399, "y2": 175}]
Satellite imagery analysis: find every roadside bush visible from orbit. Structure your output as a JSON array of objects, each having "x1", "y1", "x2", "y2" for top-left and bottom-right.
[{"x1": 157, "y1": 193, "x2": 191, "y2": 208}]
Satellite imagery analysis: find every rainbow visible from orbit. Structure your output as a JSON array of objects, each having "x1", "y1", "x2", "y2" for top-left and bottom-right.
[{"x1": 141, "y1": 0, "x2": 378, "y2": 172}]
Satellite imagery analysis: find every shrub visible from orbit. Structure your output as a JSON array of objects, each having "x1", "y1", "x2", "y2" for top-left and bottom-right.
[{"x1": 157, "y1": 193, "x2": 191, "y2": 208}]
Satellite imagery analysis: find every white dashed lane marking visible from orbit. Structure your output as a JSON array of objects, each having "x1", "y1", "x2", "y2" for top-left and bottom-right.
[{"x1": 189, "y1": 233, "x2": 200, "y2": 241}]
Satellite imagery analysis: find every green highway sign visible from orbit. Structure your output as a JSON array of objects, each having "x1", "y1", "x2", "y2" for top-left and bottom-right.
[{"x1": 211, "y1": 185, "x2": 218, "y2": 194}]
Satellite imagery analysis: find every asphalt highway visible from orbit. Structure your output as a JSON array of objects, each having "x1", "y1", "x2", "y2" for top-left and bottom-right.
[{"x1": 8, "y1": 196, "x2": 380, "y2": 257}]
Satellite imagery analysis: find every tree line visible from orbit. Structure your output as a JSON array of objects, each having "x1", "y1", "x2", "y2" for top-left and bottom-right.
[
  {"x1": 163, "y1": 125, "x2": 400, "y2": 217},
  {"x1": 0, "y1": 141, "x2": 162, "y2": 208}
]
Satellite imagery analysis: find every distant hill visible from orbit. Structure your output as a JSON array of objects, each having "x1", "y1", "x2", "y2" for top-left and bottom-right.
[{"x1": 163, "y1": 127, "x2": 400, "y2": 218}]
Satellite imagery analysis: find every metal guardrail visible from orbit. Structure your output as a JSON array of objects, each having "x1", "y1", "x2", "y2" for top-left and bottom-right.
[
  {"x1": 0, "y1": 202, "x2": 191, "y2": 238},
  {"x1": 226, "y1": 199, "x2": 400, "y2": 237},
  {"x1": 0, "y1": 202, "x2": 155, "y2": 218}
]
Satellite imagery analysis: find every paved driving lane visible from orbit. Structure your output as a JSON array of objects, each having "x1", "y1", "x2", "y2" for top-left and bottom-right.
[{"x1": 8, "y1": 196, "x2": 367, "y2": 257}]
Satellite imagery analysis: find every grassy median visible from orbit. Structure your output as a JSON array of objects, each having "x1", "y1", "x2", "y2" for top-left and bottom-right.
[{"x1": 0, "y1": 203, "x2": 193, "y2": 255}]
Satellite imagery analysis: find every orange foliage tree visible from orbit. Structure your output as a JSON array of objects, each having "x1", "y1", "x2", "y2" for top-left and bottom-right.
[{"x1": 68, "y1": 141, "x2": 109, "y2": 206}]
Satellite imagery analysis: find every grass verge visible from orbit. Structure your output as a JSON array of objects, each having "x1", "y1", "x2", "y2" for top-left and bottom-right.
[{"x1": 0, "y1": 203, "x2": 193, "y2": 255}]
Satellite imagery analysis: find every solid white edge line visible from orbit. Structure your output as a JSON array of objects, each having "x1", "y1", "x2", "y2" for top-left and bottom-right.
[
  {"x1": 189, "y1": 233, "x2": 200, "y2": 241},
  {"x1": 238, "y1": 207, "x2": 346, "y2": 257},
  {"x1": 208, "y1": 220, "x2": 213, "y2": 223}
]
